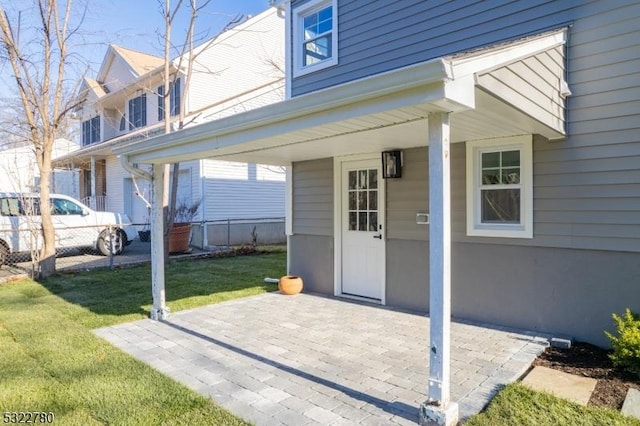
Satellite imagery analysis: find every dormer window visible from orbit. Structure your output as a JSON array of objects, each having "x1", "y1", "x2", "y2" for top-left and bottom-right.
[
  {"x1": 128, "y1": 93, "x2": 147, "y2": 130},
  {"x1": 81, "y1": 116, "x2": 100, "y2": 146},
  {"x1": 293, "y1": 0, "x2": 337, "y2": 77}
]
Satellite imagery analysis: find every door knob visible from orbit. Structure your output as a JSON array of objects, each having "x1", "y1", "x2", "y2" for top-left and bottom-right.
[{"x1": 373, "y1": 234, "x2": 382, "y2": 239}]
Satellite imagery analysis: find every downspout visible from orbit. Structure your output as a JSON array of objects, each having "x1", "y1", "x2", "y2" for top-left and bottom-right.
[
  {"x1": 200, "y1": 159, "x2": 207, "y2": 249},
  {"x1": 119, "y1": 154, "x2": 152, "y2": 181}
]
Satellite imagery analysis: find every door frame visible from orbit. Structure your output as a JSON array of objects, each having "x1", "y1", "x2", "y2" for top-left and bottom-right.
[{"x1": 333, "y1": 154, "x2": 386, "y2": 305}]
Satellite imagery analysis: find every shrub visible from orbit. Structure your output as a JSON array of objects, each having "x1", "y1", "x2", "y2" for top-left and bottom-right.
[{"x1": 605, "y1": 308, "x2": 640, "y2": 378}]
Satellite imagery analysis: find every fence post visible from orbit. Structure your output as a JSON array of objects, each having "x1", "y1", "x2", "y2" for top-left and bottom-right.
[
  {"x1": 227, "y1": 218, "x2": 231, "y2": 250},
  {"x1": 108, "y1": 224, "x2": 114, "y2": 270}
]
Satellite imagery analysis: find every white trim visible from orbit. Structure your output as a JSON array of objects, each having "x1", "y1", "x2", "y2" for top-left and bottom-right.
[
  {"x1": 115, "y1": 59, "x2": 451, "y2": 162},
  {"x1": 333, "y1": 153, "x2": 386, "y2": 305},
  {"x1": 285, "y1": 164, "x2": 293, "y2": 236},
  {"x1": 284, "y1": 1, "x2": 292, "y2": 99},
  {"x1": 292, "y1": 0, "x2": 338, "y2": 77},
  {"x1": 465, "y1": 135, "x2": 533, "y2": 238}
]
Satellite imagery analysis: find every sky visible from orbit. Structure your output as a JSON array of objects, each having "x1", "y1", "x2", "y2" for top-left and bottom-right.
[
  {"x1": 82, "y1": 0, "x2": 273, "y2": 74},
  {"x1": 0, "y1": 0, "x2": 274, "y2": 92}
]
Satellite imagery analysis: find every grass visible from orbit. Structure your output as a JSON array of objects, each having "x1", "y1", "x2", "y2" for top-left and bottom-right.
[
  {"x1": 466, "y1": 382, "x2": 640, "y2": 426},
  {"x1": 41, "y1": 251, "x2": 286, "y2": 328},
  {"x1": 0, "y1": 252, "x2": 286, "y2": 425}
]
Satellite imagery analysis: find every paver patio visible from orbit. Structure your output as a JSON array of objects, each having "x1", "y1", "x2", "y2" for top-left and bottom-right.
[{"x1": 95, "y1": 293, "x2": 550, "y2": 425}]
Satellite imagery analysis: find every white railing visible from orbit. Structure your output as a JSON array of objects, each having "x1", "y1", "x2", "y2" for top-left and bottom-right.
[{"x1": 82, "y1": 195, "x2": 108, "y2": 212}]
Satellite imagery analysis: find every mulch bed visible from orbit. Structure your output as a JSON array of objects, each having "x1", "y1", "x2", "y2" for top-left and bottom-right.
[{"x1": 533, "y1": 342, "x2": 640, "y2": 410}]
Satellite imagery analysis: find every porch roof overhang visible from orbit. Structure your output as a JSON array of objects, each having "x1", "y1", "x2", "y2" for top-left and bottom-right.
[{"x1": 115, "y1": 29, "x2": 568, "y2": 166}]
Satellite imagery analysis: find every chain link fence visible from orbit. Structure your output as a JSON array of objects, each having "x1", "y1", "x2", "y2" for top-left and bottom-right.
[{"x1": 0, "y1": 217, "x2": 285, "y2": 278}]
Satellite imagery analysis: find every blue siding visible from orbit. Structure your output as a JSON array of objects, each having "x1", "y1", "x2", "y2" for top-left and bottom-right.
[{"x1": 291, "y1": 0, "x2": 589, "y2": 96}]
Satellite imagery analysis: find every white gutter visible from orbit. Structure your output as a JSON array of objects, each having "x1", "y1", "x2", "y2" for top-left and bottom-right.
[{"x1": 114, "y1": 58, "x2": 452, "y2": 158}]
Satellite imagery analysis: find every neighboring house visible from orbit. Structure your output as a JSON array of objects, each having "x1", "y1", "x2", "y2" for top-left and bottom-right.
[
  {"x1": 0, "y1": 139, "x2": 80, "y2": 197},
  {"x1": 53, "y1": 8, "x2": 286, "y2": 240},
  {"x1": 116, "y1": 1, "x2": 639, "y2": 421}
]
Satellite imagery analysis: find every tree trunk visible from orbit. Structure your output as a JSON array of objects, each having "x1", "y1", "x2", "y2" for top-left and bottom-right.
[{"x1": 38, "y1": 141, "x2": 56, "y2": 277}]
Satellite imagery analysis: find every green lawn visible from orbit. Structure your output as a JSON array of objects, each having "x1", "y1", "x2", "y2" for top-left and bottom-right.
[
  {"x1": 42, "y1": 251, "x2": 286, "y2": 329},
  {"x1": 467, "y1": 382, "x2": 640, "y2": 426},
  {"x1": 0, "y1": 252, "x2": 286, "y2": 425}
]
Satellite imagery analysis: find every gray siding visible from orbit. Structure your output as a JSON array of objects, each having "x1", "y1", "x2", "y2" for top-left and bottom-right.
[
  {"x1": 289, "y1": 234, "x2": 334, "y2": 295},
  {"x1": 291, "y1": 0, "x2": 590, "y2": 96},
  {"x1": 389, "y1": 140, "x2": 640, "y2": 253},
  {"x1": 385, "y1": 240, "x2": 640, "y2": 347},
  {"x1": 292, "y1": 158, "x2": 334, "y2": 236},
  {"x1": 386, "y1": 148, "x2": 430, "y2": 241}
]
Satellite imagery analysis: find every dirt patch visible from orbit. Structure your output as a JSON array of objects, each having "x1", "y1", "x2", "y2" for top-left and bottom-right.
[{"x1": 533, "y1": 342, "x2": 640, "y2": 410}]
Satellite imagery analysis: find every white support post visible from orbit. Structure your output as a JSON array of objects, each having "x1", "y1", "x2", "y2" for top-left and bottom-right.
[
  {"x1": 420, "y1": 113, "x2": 458, "y2": 426},
  {"x1": 285, "y1": 165, "x2": 293, "y2": 273},
  {"x1": 90, "y1": 155, "x2": 97, "y2": 209},
  {"x1": 150, "y1": 163, "x2": 170, "y2": 320}
]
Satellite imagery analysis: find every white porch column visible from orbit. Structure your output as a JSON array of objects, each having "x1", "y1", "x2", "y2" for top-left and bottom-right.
[
  {"x1": 90, "y1": 155, "x2": 97, "y2": 210},
  {"x1": 420, "y1": 112, "x2": 458, "y2": 426},
  {"x1": 150, "y1": 163, "x2": 170, "y2": 320}
]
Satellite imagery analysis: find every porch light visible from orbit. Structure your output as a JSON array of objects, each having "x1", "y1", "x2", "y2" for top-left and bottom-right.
[{"x1": 382, "y1": 150, "x2": 402, "y2": 179}]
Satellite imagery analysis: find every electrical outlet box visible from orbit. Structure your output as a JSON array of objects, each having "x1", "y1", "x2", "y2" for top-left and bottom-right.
[{"x1": 416, "y1": 212, "x2": 429, "y2": 225}]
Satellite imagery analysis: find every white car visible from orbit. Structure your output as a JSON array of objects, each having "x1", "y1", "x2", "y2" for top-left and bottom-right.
[{"x1": 0, "y1": 193, "x2": 136, "y2": 266}]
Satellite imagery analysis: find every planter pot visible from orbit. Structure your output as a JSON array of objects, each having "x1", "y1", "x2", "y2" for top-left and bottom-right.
[
  {"x1": 279, "y1": 275, "x2": 303, "y2": 295},
  {"x1": 138, "y1": 230, "x2": 151, "y2": 242},
  {"x1": 168, "y1": 223, "x2": 192, "y2": 253}
]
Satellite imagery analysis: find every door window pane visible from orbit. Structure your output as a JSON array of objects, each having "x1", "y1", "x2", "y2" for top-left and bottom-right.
[
  {"x1": 348, "y1": 192, "x2": 356, "y2": 210},
  {"x1": 358, "y1": 212, "x2": 367, "y2": 231},
  {"x1": 346, "y1": 168, "x2": 379, "y2": 233},
  {"x1": 368, "y1": 169, "x2": 377, "y2": 189},
  {"x1": 368, "y1": 190, "x2": 377, "y2": 210},
  {"x1": 358, "y1": 170, "x2": 367, "y2": 189},
  {"x1": 348, "y1": 171, "x2": 357, "y2": 190},
  {"x1": 358, "y1": 191, "x2": 367, "y2": 210},
  {"x1": 369, "y1": 212, "x2": 378, "y2": 231},
  {"x1": 349, "y1": 212, "x2": 357, "y2": 231}
]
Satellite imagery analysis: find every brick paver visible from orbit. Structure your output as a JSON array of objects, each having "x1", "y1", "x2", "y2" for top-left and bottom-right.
[{"x1": 95, "y1": 293, "x2": 550, "y2": 424}]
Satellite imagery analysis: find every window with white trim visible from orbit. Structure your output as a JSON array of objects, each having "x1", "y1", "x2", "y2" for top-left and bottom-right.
[
  {"x1": 293, "y1": 0, "x2": 337, "y2": 76},
  {"x1": 128, "y1": 93, "x2": 147, "y2": 130},
  {"x1": 157, "y1": 79, "x2": 181, "y2": 121},
  {"x1": 466, "y1": 136, "x2": 533, "y2": 238},
  {"x1": 81, "y1": 116, "x2": 100, "y2": 146}
]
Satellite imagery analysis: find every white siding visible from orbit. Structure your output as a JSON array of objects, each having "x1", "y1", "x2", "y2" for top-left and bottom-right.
[
  {"x1": 0, "y1": 146, "x2": 38, "y2": 192},
  {"x1": 187, "y1": 8, "x2": 285, "y2": 114},
  {"x1": 102, "y1": 56, "x2": 137, "y2": 93},
  {"x1": 201, "y1": 159, "x2": 285, "y2": 220}
]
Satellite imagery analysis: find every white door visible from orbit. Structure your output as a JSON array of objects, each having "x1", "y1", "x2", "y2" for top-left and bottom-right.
[{"x1": 341, "y1": 159, "x2": 385, "y2": 300}]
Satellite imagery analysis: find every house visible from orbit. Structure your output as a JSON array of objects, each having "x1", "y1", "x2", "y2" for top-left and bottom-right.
[
  {"x1": 1, "y1": 138, "x2": 80, "y2": 197},
  {"x1": 53, "y1": 8, "x2": 286, "y2": 244},
  {"x1": 115, "y1": 1, "x2": 640, "y2": 424}
]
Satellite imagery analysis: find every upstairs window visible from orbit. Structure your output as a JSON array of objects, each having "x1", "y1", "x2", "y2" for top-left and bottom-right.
[
  {"x1": 466, "y1": 136, "x2": 533, "y2": 238},
  {"x1": 128, "y1": 93, "x2": 147, "y2": 130},
  {"x1": 157, "y1": 79, "x2": 181, "y2": 121},
  {"x1": 293, "y1": 0, "x2": 337, "y2": 76},
  {"x1": 81, "y1": 116, "x2": 100, "y2": 146}
]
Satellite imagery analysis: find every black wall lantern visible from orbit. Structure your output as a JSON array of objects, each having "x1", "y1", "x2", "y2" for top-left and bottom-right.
[{"x1": 382, "y1": 150, "x2": 402, "y2": 179}]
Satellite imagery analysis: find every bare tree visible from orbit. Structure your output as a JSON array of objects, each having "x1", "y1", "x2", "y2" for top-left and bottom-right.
[
  {"x1": 157, "y1": 0, "x2": 243, "y2": 259},
  {"x1": 0, "y1": 1, "x2": 85, "y2": 277}
]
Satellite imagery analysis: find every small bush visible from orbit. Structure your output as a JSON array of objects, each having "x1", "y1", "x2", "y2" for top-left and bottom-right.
[{"x1": 605, "y1": 308, "x2": 640, "y2": 378}]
